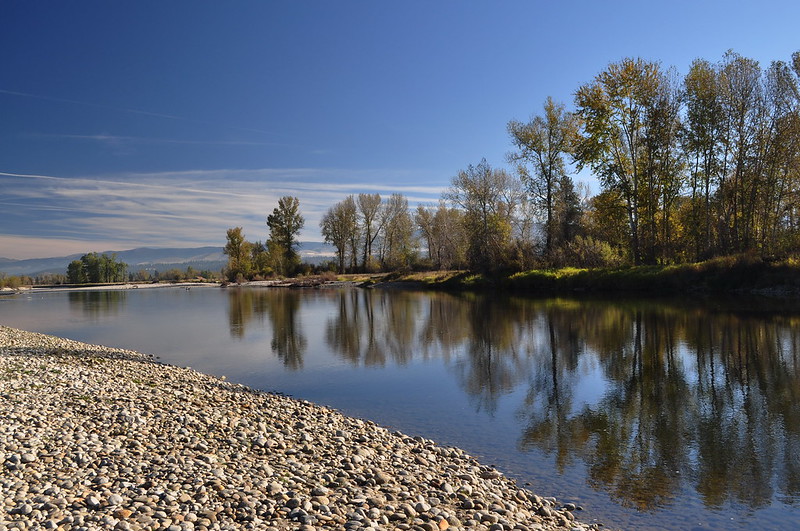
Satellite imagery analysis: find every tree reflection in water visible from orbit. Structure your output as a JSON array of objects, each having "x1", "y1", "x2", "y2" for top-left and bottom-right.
[
  {"x1": 448, "y1": 295, "x2": 533, "y2": 413},
  {"x1": 517, "y1": 298, "x2": 800, "y2": 512},
  {"x1": 323, "y1": 290, "x2": 530, "y2": 412},
  {"x1": 324, "y1": 289, "x2": 421, "y2": 367},
  {"x1": 68, "y1": 290, "x2": 127, "y2": 317},
  {"x1": 227, "y1": 288, "x2": 306, "y2": 369}
]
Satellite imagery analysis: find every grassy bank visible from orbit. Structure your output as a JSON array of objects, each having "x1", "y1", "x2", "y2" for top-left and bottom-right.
[{"x1": 379, "y1": 255, "x2": 800, "y2": 295}]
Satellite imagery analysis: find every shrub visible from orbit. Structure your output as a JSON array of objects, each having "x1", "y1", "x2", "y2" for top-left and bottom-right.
[
  {"x1": 547, "y1": 236, "x2": 625, "y2": 268},
  {"x1": 319, "y1": 270, "x2": 338, "y2": 282},
  {"x1": 563, "y1": 236, "x2": 626, "y2": 268}
]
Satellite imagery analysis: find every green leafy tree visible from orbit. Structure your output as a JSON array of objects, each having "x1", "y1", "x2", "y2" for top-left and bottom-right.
[
  {"x1": 574, "y1": 58, "x2": 664, "y2": 264},
  {"x1": 223, "y1": 227, "x2": 252, "y2": 282},
  {"x1": 266, "y1": 196, "x2": 305, "y2": 275},
  {"x1": 250, "y1": 240, "x2": 273, "y2": 278},
  {"x1": 67, "y1": 260, "x2": 87, "y2": 284},
  {"x1": 66, "y1": 253, "x2": 127, "y2": 283}
]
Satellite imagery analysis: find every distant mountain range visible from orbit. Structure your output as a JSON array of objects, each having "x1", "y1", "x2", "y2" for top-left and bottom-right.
[{"x1": 0, "y1": 242, "x2": 335, "y2": 276}]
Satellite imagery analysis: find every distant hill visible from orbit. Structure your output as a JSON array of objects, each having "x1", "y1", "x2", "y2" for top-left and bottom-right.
[
  {"x1": 297, "y1": 241, "x2": 336, "y2": 264},
  {"x1": 0, "y1": 242, "x2": 335, "y2": 276}
]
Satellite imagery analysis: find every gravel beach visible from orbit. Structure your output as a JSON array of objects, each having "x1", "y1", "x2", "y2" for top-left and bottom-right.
[{"x1": 1, "y1": 326, "x2": 601, "y2": 531}]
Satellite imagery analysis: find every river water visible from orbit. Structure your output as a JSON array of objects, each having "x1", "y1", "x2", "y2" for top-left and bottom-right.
[{"x1": 1, "y1": 286, "x2": 799, "y2": 530}]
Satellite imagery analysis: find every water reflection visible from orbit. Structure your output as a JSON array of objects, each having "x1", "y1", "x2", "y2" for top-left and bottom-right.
[
  {"x1": 68, "y1": 290, "x2": 127, "y2": 317},
  {"x1": 228, "y1": 289, "x2": 800, "y2": 513},
  {"x1": 516, "y1": 299, "x2": 800, "y2": 512},
  {"x1": 448, "y1": 295, "x2": 533, "y2": 413},
  {"x1": 323, "y1": 290, "x2": 535, "y2": 411},
  {"x1": 325, "y1": 289, "x2": 427, "y2": 366},
  {"x1": 227, "y1": 288, "x2": 306, "y2": 369}
]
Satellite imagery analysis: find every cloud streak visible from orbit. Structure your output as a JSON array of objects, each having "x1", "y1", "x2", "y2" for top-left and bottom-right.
[
  {"x1": 0, "y1": 169, "x2": 447, "y2": 259},
  {"x1": 33, "y1": 133, "x2": 295, "y2": 148},
  {"x1": 0, "y1": 88, "x2": 285, "y2": 138}
]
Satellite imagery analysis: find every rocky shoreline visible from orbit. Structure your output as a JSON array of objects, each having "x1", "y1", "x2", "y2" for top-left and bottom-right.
[{"x1": 1, "y1": 326, "x2": 602, "y2": 531}]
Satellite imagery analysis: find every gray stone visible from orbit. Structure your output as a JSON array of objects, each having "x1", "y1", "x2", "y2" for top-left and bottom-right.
[
  {"x1": 85, "y1": 496, "x2": 101, "y2": 509},
  {"x1": 107, "y1": 494, "x2": 124, "y2": 506}
]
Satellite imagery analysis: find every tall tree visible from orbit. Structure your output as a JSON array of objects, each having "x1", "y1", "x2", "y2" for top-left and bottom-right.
[
  {"x1": 266, "y1": 196, "x2": 305, "y2": 275},
  {"x1": 640, "y1": 68, "x2": 684, "y2": 263},
  {"x1": 67, "y1": 260, "x2": 87, "y2": 284},
  {"x1": 66, "y1": 253, "x2": 127, "y2": 283},
  {"x1": 249, "y1": 240, "x2": 270, "y2": 278},
  {"x1": 357, "y1": 193, "x2": 383, "y2": 270},
  {"x1": 508, "y1": 96, "x2": 580, "y2": 256},
  {"x1": 574, "y1": 57, "x2": 664, "y2": 264},
  {"x1": 682, "y1": 58, "x2": 723, "y2": 260},
  {"x1": 552, "y1": 174, "x2": 583, "y2": 247},
  {"x1": 320, "y1": 196, "x2": 358, "y2": 273},
  {"x1": 756, "y1": 59, "x2": 800, "y2": 255},
  {"x1": 716, "y1": 50, "x2": 763, "y2": 252}
]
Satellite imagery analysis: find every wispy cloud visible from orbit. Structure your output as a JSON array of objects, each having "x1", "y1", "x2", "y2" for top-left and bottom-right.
[
  {"x1": 0, "y1": 88, "x2": 285, "y2": 138},
  {"x1": 33, "y1": 133, "x2": 295, "y2": 148},
  {"x1": 0, "y1": 169, "x2": 447, "y2": 259},
  {"x1": 0, "y1": 89, "x2": 185, "y2": 121}
]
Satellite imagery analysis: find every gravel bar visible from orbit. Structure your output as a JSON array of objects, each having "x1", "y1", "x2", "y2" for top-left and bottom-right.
[{"x1": 0, "y1": 326, "x2": 602, "y2": 531}]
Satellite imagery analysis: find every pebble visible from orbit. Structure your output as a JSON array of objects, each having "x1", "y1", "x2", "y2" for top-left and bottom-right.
[{"x1": 0, "y1": 326, "x2": 601, "y2": 530}]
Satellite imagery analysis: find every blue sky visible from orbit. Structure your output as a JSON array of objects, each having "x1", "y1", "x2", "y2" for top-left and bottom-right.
[{"x1": 2, "y1": 1, "x2": 799, "y2": 259}]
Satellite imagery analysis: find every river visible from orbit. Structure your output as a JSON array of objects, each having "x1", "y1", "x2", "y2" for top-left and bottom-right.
[{"x1": 1, "y1": 286, "x2": 799, "y2": 530}]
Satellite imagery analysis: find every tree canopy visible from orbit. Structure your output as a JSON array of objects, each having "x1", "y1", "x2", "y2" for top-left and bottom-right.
[{"x1": 66, "y1": 253, "x2": 127, "y2": 284}]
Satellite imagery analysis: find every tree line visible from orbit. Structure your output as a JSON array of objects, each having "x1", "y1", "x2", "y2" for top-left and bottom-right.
[
  {"x1": 571, "y1": 51, "x2": 800, "y2": 265},
  {"x1": 227, "y1": 50, "x2": 800, "y2": 276},
  {"x1": 62, "y1": 254, "x2": 220, "y2": 285}
]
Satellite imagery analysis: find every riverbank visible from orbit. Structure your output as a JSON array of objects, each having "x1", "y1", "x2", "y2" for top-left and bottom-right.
[
  {"x1": 0, "y1": 282, "x2": 220, "y2": 295},
  {"x1": 0, "y1": 326, "x2": 599, "y2": 531},
  {"x1": 0, "y1": 278, "x2": 359, "y2": 295},
  {"x1": 371, "y1": 255, "x2": 800, "y2": 296}
]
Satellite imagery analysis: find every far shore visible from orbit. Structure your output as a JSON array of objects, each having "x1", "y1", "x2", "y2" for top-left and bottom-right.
[
  {"x1": 5, "y1": 254, "x2": 800, "y2": 297},
  {"x1": 0, "y1": 278, "x2": 363, "y2": 295},
  {"x1": 1, "y1": 281, "x2": 221, "y2": 294}
]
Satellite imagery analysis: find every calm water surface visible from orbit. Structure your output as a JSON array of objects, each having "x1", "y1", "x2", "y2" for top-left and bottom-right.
[{"x1": 2, "y1": 286, "x2": 799, "y2": 530}]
